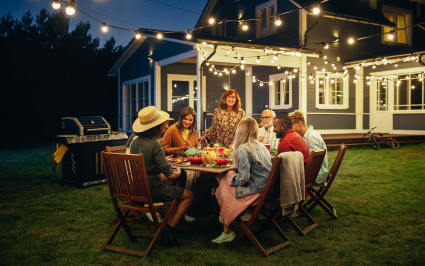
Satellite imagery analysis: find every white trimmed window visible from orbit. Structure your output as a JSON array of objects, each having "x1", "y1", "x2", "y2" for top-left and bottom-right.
[
  {"x1": 122, "y1": 76, "x2": 150, "y2": 131},
  {"x1": 256, "y1": 0, "x2": 277, "y2": 38},
  {"x1": 382, "y1": 7, "x2": 411, "y2": 45},
  {"x1": 315, "y1": 72, "x2": 349, "y2": 109},
  {"x1": 394, "y1": 73, "x2": 424, "y2": 110},
  {"x1": 269, "y1": 73, "x2": 292, "y2": 109}
]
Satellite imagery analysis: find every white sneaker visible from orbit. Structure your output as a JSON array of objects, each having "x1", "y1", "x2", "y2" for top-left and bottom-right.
[
  {"x1": 145, "y1": 212, "x2": 163, "y2": 223},
  {"x1": 212, "y1": 231, "x2": 236, "y2": 244},
  {"x1": 184, "y1": 214, "x2": 196, "y2": 223}
]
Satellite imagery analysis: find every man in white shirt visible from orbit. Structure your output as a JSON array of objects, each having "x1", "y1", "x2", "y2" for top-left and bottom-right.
[{"x1": 257, "y1": 109, "x2": 280, "y2": 150}]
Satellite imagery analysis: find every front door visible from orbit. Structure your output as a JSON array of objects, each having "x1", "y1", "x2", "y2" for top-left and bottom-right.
[{"x1": 370, "y1": 77, "x2": 393, "y2": 133}]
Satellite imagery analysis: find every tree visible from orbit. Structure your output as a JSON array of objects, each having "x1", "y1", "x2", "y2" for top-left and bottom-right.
[{"x1": 0, "y1": 9, "x2": 123, "y2": 140}]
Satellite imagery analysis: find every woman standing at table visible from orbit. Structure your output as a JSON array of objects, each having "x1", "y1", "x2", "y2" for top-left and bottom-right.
[
  {"x1": 212, "y1": 117, "x2": 272, "y2": 244},
  {"x1": 162, "y1": 107, "x2": 198, "y2": 155},
  {"x1": 202, "y1": 89, "x2": 245, "y2": 148}
]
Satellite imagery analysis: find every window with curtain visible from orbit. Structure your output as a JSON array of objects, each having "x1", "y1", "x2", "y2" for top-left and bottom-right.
[
  {"x1": 256, "y1": 0, "x2": 277, "y2": 38},
  {"x1": 382, "y1": 8, "x2": 410, "y2": 45}
]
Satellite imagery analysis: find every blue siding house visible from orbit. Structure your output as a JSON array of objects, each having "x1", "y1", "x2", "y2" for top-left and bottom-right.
[{"x1": 108, "y1": 0, "x2": 425, "y2": 135}]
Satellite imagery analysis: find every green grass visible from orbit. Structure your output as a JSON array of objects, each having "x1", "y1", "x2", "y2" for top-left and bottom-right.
[{"x1": 1, "y1": 144, "x2": 425, "y2": 265}]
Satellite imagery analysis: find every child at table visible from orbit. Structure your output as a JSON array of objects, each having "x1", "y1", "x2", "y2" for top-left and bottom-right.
[{"x1": 212, "y1": 117, "x2": 272, "y2": 244}]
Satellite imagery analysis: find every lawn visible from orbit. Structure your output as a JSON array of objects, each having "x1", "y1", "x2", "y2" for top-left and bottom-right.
[{"x1": 0, "y1": 143, "x2": 425, "y2": 265}]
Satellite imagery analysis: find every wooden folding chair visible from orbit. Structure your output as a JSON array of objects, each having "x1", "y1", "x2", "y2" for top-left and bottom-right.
[
  {"x1": 230, "y1": 157, "x2": 291, "y2": 258},
  {"x1": 105, "y1": 145, "x2": 126, "y2": 153},
  {"x1": 101, "y1": 152, "x2": 178, "y2": 257},
  {"x1": 304, "y1": 144, "x2": 347, "y2": 219},
  {"x1": 283, "y1": 150, "x2": 326, "y2": 236}
]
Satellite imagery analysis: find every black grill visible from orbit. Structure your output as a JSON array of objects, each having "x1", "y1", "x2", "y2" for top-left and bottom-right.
[{"x1": 56, "y1": 116, "x2": 128, "y2": 187}]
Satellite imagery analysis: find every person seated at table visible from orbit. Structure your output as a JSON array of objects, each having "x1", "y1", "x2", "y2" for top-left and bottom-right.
[
  {"x1": 273, "y1": 113, "x2": 310, "y2": 164},
  {"x1": 212, "y1": 117, "x2": 272, "y2": 244},
  {"x1": 162, "y1": 107, "x2": 198, "y2": 155},
  {"x1": 201, "y1": 89, "x2": 245, "y2": 148},
  {"x1": 289, "y1": 110, "x2": 328, "y2": 184},
  {"x1": 257, "y1": 109, "x2": 279, "y2": 150},
  {"x1": 127, "y1": 106, "x2": 194, "y2": 246}
]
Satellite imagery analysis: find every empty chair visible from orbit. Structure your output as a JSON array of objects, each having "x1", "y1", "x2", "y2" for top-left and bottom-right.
[{"x1": 304, "y1": 144, "x2": 347, "y2": 219}]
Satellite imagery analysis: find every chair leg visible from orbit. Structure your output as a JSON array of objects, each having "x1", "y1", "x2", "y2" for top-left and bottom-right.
[
  {"x1": 286, "y1": 203, "x2": 318, "y2": 236},
  {"x1": 307, "y1": 190, "x2": 338, "y2": 219},
  {"x1": 238, "y1": 219, "x2": 269, "y2": 257}
]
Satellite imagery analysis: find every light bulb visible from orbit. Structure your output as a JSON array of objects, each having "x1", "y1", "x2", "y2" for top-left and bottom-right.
[
  {"x1": 135, "y1": 32, "x2": 142, "y2": 39},
  {"x1": 256, "y1": 56, "x2": 261, "y2": 63},
  {"x1": 324, "y1": 43, "x2": 329, "y2": 49},
  {"x1": 101, "y1": 23, "x2": 109, "y2": 33},
  {"x1": 185, "y1": 30, "x2": 192, "y2": 40},
  {"x1": 274, "y1": 17, "x2": 282, "y2": 26},
  {"x1": 51, "y1": 1, "x2": 61, "y2": 10},
  {"x1": 208, "y1": 17, "x2": 216, "y2": 25},
  {"x1": 156, "y1": 32, "x2": 163, "y2": 40},
  {"x1": 347, "y1": 37, "x2": 355, "y2": 45},
  {"x1": 65, "y1": 6, "x2": 76, "y2": 16},
  {"x1": 312, "y1": 6, "x2": 321, "y2": 15},
  {"x1": 231, "y1": 69, "x2": 236, "y2": 74},
  {"x1": 241, "y1": 21, "x2": 249, "y2": 31}
]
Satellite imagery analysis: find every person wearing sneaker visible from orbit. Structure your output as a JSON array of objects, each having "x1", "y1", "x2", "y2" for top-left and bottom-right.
[
  {"x1": 127, "y1": 106, "x2": 194, "y2": 246},
  {"x1": 213, "y1": 117, "x2": 272, "y2": 244}
]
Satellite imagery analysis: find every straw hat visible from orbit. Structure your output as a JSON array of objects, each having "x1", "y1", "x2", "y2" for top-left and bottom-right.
[{"x1": 132, "y1": 106, "x2": 172, "y2": 133}]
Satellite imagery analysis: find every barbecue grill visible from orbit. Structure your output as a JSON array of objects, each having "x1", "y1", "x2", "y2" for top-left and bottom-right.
[{"x1": 56, "y1": 116, "x2": 128, "y2": 187}]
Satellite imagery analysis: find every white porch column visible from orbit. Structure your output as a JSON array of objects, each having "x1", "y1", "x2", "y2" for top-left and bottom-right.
[
  {"x1": 245, "y1": 66, "x2": 253, "y2": 117},
  {"x1": 300, "y1": 55, "x2": 308, "y2": 124},
  {"x1": 154, "y1": 62, "x2": 161, "y2": 109},
  {"x1": 196, "y1": 52, "x2": 203, "y2": 135},
  {"x1": 355, "y1": 67, "x2": 364, "y2": 131}
]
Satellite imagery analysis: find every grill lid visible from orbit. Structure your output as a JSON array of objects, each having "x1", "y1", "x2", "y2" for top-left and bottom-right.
[{"x1": 60, "y1": 116, "x2": 111, "y2": 136}]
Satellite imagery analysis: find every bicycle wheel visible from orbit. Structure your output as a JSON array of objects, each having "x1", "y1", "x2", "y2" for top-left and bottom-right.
[
  {"x1": 371, "y1": 141, "x2": 381, "y2": 150},
  {"x1": 386, "y1": 138, "x2": 400, "y2": 149}
]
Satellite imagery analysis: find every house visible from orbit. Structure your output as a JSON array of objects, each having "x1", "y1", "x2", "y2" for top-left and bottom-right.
[{"x1": 108, "y1": 0, "x2": 425, "y2": 135}]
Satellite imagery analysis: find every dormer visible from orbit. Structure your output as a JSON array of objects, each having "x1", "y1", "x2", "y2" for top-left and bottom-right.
[{"x1": 255, "y1": 0, "x2": 277, "y2": 39}]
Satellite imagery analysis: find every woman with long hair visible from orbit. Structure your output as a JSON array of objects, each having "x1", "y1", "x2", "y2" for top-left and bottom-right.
[
  {"x1": 162, "y1": 107, "x2": 198, "y2": 155},
  {"x1": 212, "y1": 117, "x2": 272, "y2": 244},
  {"x1": 202, "y1": 89, "x2": 245, "y2": 148}
]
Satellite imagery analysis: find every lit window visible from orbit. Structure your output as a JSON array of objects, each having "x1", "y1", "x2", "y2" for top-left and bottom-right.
[
  {"x1": 382, "y1": 8, "x2": 410, "y2": 45},
  {"x1": 122, "y1": 77, "x2": 150, "y2": 131},
  {"x1": 393, "y1": 73, "x2": 424, "y2": 110}
]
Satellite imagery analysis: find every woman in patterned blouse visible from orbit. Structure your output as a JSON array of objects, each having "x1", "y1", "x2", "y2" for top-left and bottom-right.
[{"x1": 202, "y1": 89, "x2": 245, "y2": 148}]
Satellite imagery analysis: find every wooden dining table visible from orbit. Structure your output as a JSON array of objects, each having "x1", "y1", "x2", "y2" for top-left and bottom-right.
[{"x1": 169, "y1": 162, "x2": 237, "y2": 174}]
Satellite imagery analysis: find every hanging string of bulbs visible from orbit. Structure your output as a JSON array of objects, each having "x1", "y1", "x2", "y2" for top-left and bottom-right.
[{"x1": 49, "y1": 0, "x2": 423, "y2": 49}]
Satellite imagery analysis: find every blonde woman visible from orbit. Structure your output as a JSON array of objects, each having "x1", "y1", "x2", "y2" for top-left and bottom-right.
[
  {"x1": 212, "y1": 117, "x2": 272, "y2": 244},
  {"x1": 289, "y1": 110, "x2": 328, "y2": 184}
]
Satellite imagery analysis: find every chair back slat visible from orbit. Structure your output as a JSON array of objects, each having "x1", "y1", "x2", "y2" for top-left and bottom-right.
[
  {"x1": 105, "y1": 145, "x2": 127, "y2": 153},
  {"x1": 247, "y1": 157, "x2": 281, "y2": 226},
  {"x1": 324, "y1": 144, "x2": 347, "y2": 190},
  {"x1": 305, "y1": 150, "x2": 326, "y2": 187},
  {"x1": 102, "y1": 152, "x2": 151, "y2": 203}
]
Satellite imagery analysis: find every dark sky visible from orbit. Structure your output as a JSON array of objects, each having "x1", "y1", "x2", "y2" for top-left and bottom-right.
[{"x1": 0, "y1": 0, "x2": 207, "y2": 47}]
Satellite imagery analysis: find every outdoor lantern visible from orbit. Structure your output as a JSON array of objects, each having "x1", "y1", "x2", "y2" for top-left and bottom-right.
[
  {"x1": 65, "y1": 0, "x2": 76, "y2": 16},
  {"x1": 51, "y1": 1, "x2": 61, "y2": 10}
]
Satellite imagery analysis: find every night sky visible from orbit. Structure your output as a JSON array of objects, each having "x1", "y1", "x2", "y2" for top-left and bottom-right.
[{"x1": 0, "y1": 0, "x2": 207, "y2": 46}]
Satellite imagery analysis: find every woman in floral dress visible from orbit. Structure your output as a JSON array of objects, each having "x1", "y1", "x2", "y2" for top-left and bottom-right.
[{"x1": 202, "y1": 89, "x2": 245, "y2": 148}]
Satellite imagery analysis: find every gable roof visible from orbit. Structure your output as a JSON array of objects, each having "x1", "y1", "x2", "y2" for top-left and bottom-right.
[{"x1": 292, "y1": 0, "x2": 394, "y2": 26}]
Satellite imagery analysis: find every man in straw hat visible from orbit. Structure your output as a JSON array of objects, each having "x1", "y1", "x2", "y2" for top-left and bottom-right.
[{"x1": 127, "y1": 106, "x2": 194, "y2": 246}]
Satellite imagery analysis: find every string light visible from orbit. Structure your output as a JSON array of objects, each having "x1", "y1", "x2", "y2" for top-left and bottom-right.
[
  {"x1": 156, "y1": 32, "x2": 164, "y2": 40},
  {"x1": 241, "y1": 21, "x2": 249, "y2": 31},
  {"x1": 274, "y1": 16, "x2": 283, "y2": 26},
  {"x1": 387, "y1": 33, "x2": 394, "y2": 41},
  {"x1": 208, "y1": 17, "x2": 216, "y2": 25},
  {"x1": 347, "y1": 37, "x2": 356, "y2": 45},
  {"x1": 134, "y1": 31, "x2": 142, "y2": 40},
  {"x1": 256, "y1": 56, "x2": 261, "y2": 63},
  {"x1": 312, "y1": 6, "x2": 321, "y2": 15},
  {"x1": 324, "y1": 43, "x2": 329, "y2": 49},
  {"x1": 185, "y1": 30, "x2": 192, "y2": 40},
  {"x1": 101, "y1": 23, "x2": 109, "y2": 33},
  {"x1": 65, "y1": 0, "x2": 76, "y2": 16},
  {"x1": 51, "y1": 1, "x2": 61, "y2": 10}
]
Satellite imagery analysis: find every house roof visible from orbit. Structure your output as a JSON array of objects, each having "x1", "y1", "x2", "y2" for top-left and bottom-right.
[
  {"x1": 195, "y1": 0, "x2": 219, "y2": 28},
  {"x1": 107, "y1": 38, "x2": 145, "y2": 76},
  {"x1": 292, "y1": 0, "x2": 394, "y2": 26},
  {"x1": 344, "y1": 48, "x2": 425, "y2": 65}
]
